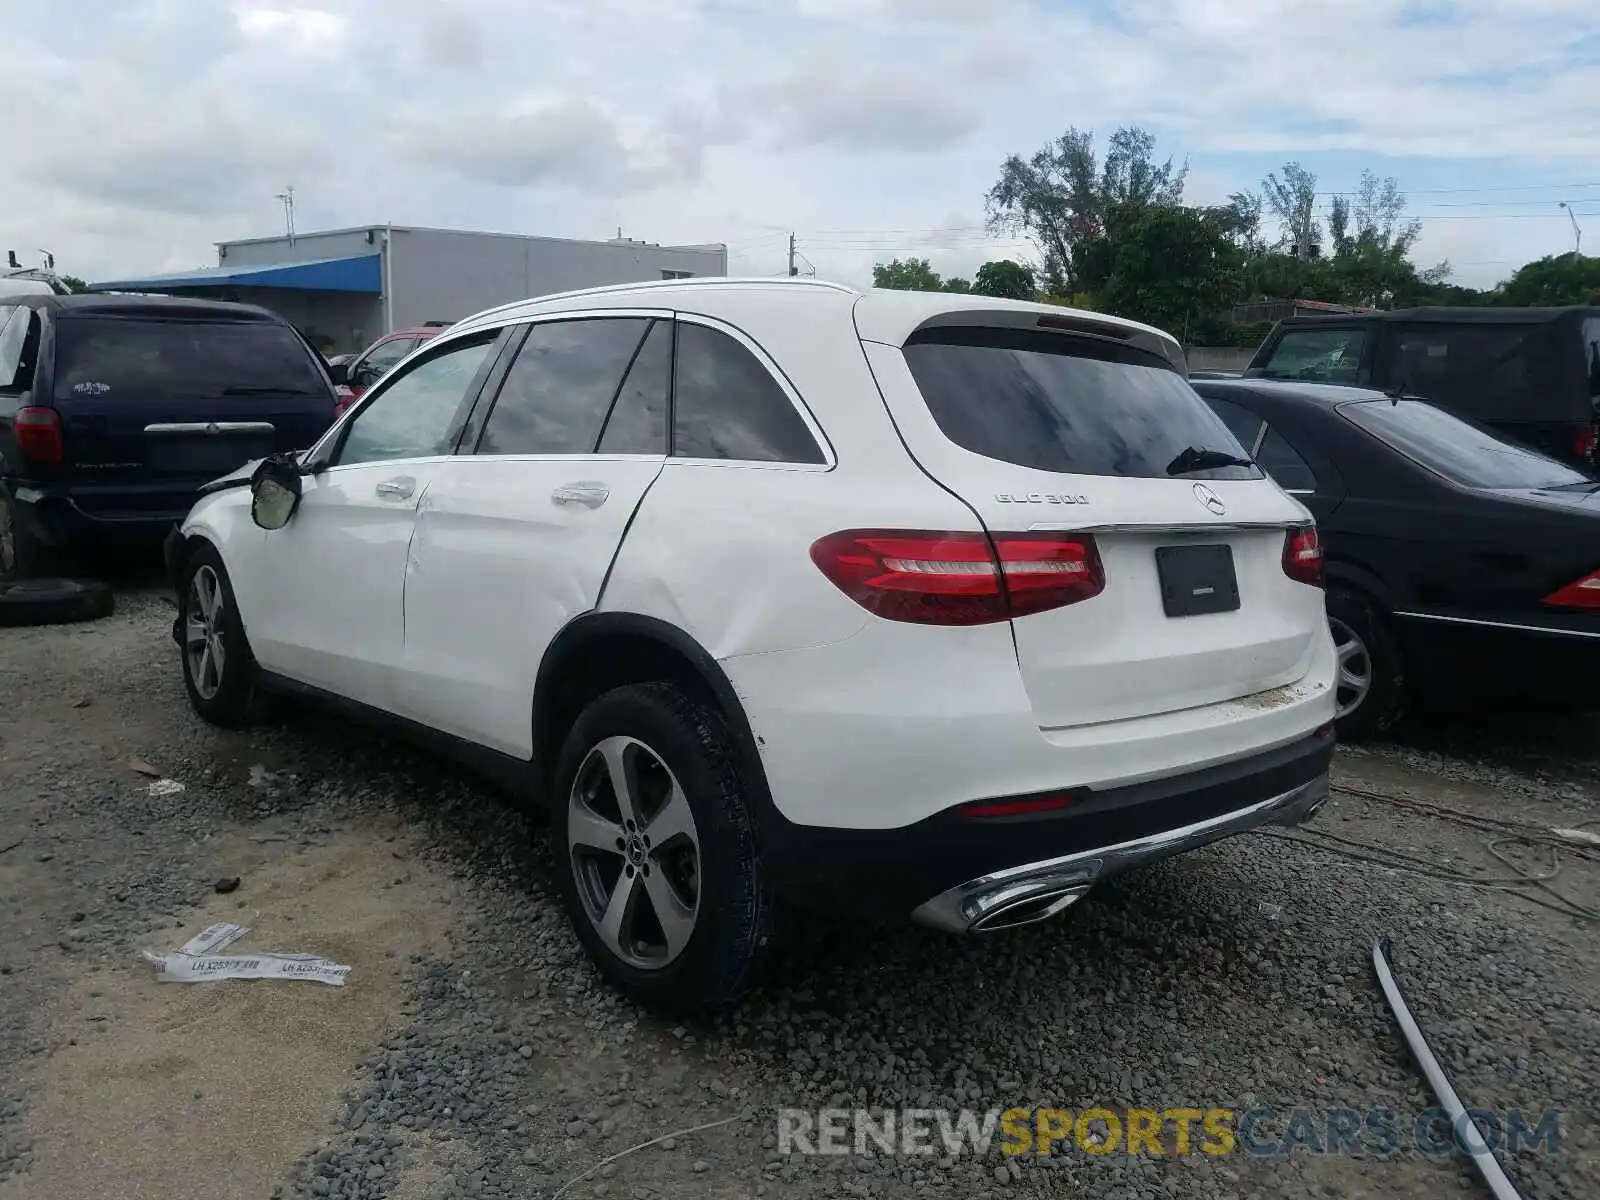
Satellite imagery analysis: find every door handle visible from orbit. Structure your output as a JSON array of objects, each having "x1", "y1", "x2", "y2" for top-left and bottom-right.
[
  {"x1": 551, "y1": 481, "x2": 610, "y2": 509},
  {"x1": 375, "y1": 476, "x2": 416, "y2": 500}
]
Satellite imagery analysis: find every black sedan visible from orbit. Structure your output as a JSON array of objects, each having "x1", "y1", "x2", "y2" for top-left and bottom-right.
[{"x1": 1193, "y1": 378, "x2": 1600, "y2": 738}]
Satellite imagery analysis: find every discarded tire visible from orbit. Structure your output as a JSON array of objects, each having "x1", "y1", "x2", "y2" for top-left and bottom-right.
[{"x1": 0, "y1": 579, "x2": 115, "y2": 628}]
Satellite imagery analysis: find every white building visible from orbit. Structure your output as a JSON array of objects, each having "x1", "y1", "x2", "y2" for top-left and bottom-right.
[{"x1": 90, "y1": 225, "x2": 728, "y2": 354}]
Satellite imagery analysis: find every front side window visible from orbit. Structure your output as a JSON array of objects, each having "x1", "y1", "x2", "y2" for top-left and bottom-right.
[
  {"x1": 1340, "y1": 398, "x2": 1588, "y2": 490},
  {"x1": 672, "y1": 322, "x2": 825, "y2": 463},
  {"x1": 1258, "y1": 328, "x2": 1367, "y2": 384},
  {"x1": 336, "y1": 335, "x2": 496, "y2": 466},
  {"x1": 53, "y1": 317, "x2": 326, "y2": 399},
  {"x1": 905, "y1": 327, "x2": 1257, "y2": 479},
  {"x1": 477, "y1": 318, "x2": 649, "y2": 456}
]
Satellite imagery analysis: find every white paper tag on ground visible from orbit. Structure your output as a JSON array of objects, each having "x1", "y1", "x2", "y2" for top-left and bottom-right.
[
  {"x1": 178, "y1": 923, "x2": 249, "y2": 956},
  {"x1": 1552, "y1": 827, "x2": 1600, "y2": 847},
  {"x1": 148, "y1": 779, "x2": 186, "y2": 797},
  {"x1": 151, "y1": 951, "x2": 351, "y2": 986}
]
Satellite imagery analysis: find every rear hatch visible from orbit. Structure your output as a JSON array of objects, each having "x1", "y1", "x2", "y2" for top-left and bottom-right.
[
  {"x1": 50, "y1": 308, "x2": 335, "y2": 513},
  {"x1": 859, "y1": 316, "x2": 1325, "y2": 730}
]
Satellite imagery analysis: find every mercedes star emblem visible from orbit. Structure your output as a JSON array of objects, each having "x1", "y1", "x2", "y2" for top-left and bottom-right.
[{"x1": 1192, "y1": 483, "x2": 1227, "y2": 516}]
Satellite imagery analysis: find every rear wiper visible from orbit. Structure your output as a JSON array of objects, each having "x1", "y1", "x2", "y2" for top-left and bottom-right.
[{"x1": 1166, "y1": 446, "x2": 1254, "y2": 476}]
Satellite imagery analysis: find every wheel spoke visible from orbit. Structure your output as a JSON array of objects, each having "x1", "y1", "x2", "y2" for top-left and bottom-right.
[
  {"x1": 599, "y1": 739, "x2": 640, "y2": 828},
  {"x1": 568, "y1": 804, "x2": 626, "y2": 853},
  {"x1": 185, "y1": 619, "x2": 209, "y2": 648},
  {"x1": 595, "y1": 869, "x2": 641, "y2": 955},
  {"x1": 209, "y1": 634, "x2": 226, "y2": 679},
  {"x1": 643, "y1": 781, "x2": 696, "y2": 850},
  {"x1": 199, "y1": 645, "x2": 217, "y2": 693},
  {"x1": 642, "y1": 867, "x2": 696, "y2": 960},
  {"x1": 196, "y1": 569, "x2": 216, "y2": 621}
]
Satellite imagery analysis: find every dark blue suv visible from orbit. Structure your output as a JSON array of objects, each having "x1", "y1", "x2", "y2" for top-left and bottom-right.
[{"x1": 0, "y1": 294, "x2": 337, "y2": 579}]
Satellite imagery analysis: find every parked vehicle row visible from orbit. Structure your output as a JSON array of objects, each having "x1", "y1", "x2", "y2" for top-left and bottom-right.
[{"x1": 164, "y1": 280, "x2": 1337, "y2": 1012}]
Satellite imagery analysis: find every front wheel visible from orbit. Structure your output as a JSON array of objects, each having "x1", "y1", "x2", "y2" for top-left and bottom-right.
[
  {"x1": 179, "y1": 544, "x2": 260, "y2": 727},
  {"x1": 551, "y1": 683, "x2": 772, "y2": 1015}
]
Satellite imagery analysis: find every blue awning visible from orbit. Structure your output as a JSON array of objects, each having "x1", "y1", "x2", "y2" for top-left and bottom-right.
[{"x1": 89, "y1": 253, "x2": 382, "y2": 294}]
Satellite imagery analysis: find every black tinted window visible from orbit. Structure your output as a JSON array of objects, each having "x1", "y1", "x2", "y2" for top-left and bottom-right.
[
  {"x1": 479, "y1": 319, "x2": 648, "y2": 456},
  {"x1": 598, "y1": 320, "x2": 670, "y2": 454},
  {"x1": 1205, "y1": 396, "x2": 1264, "y2": 452},
  {"x1": 904, "y1": 327, "x2": 1256, "y2": 479},
  {"x1": 53, "y1": 318, "x2": 326, "y2": 399},
  {"x1": 1388, "y1": 323, "x2": 1533, "y2": 422},
  {"x1": 672, "y1": 323, "x2": 824, "y2": 463},
  {"x1": 1341, "y1": 399, "x2": 1588, "y2": 490},
  {"x1": 0, "y1": 306, "x2": 30, "y2": 389},
  {"x1": 1259, "y1": 328, "x2": 1366, "y2": 384},
  {"x1": 1256, "y1": 428, "x2": 1317, "y2": 491}
]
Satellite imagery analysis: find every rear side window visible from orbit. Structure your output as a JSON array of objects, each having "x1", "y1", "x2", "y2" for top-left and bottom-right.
[
  {"x1": 1585, "y1": 316, "x2": 1600, "y2": 400},
  {"x1": 598, "y1": 320, "x2": 670, "y2": 454},
  {"x1": 53, "y1": 317, "x2": 326, "y2": 399},
  {"x1": 1258, "y1": 328, "x2": 1367, "y2": 384},
  {"x1": 903, "y1": 327, "x2": 1256, "y2": 479},
  {"x1": 672, "y1": 322, "x2": 824, "y2": 463},
  {"x1": 1256, "y1": 428, "x2": 1317, "y2": 492},
  {"x1": 478, "y1": 318, "x2": 649, "y2": 455}
]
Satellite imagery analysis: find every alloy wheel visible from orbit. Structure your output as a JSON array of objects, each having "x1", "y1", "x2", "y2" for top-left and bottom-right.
[
  {"x1": 567, "y1": 735, "x2": 701, "y2": 970},
  {"x1": 1328, "y1": 615, "x2": 1372, "y2": 720},
  {"x1": 185, "y1": 565, "x2": 228, "y2": 700}
]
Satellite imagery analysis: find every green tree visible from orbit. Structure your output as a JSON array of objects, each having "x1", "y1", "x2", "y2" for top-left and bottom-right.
[
  {"x1": 1088, "y1": 203, "x2": 1243, "y2": 343},
  {"x1": 57, "y1": 274, "x2": 91, "y2": 293},
  {"x1": 942, "y1": 276, "x2": 972, "y2": 294},
  {"x1": 985, "y1": 125, "x2": 1187, "y2": 293},
  {"x1": 1495, "y1": 253, "x2": 1600, "y2": 306},
  {"x1": 1262, "y1": 162, "x2": 1320, "y2": 257},
  {"x1": 872, "y1": 257, "x2": 944, "y2": 291},
  {"x1": 972, "y1": 259, "x2": 1037, "y2": 300}
]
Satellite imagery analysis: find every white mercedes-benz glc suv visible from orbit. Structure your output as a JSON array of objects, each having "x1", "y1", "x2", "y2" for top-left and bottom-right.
[{"x1": 165, "y1": 278, "x2": 1336, "y2": 1012}]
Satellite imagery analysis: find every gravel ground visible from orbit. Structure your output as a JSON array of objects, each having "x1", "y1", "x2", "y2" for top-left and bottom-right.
[{"x1": 1, "y1": 583, "x2": 1596, "y2": 1199}]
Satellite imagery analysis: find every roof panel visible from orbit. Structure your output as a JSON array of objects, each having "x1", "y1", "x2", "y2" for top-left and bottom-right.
[{"x1": 88, "y1": 253, "x2": 381, "y2": 294}]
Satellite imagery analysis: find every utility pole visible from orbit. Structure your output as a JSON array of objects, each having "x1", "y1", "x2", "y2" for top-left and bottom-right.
[
  {"x1": 1559, "y1": 202, "x2": 1583, "y2": 256},
  {"x1": 276, "y1": 186, "x2": 297, "y2": 246},
  {"x1": 788, "y1": 233, "x2": 798, "y2": 277}
]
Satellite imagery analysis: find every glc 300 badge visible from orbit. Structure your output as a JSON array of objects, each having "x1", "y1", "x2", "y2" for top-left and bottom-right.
[{"x1": 995, "y1": 492, "x2": 1089, "y2": 505}]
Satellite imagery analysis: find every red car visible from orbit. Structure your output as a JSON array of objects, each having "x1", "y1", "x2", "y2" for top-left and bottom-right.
[{"x1": 331, "y1": 323, "x2": 449, "y2": 414}]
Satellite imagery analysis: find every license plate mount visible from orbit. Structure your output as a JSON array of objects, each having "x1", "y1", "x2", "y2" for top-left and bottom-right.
[{"x1": 1155, "y1": 544, "x2": 1240, "y2": 617}]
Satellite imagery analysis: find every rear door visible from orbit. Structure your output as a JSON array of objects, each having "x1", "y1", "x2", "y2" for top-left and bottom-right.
[
  {"x1": 862, "y1": 323, "x2": 1325, "y2": 730},
  {"x1": 50, "y1": 310, "x2": 335, "y2": 514},
  {"x1": 399, "y1": 313, "x2": 671, "y2": 753}
]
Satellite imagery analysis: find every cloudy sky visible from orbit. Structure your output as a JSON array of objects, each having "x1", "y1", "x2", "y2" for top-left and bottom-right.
[{"x1": 4, "y1": 0, "x2": 1597, "y2": 291}]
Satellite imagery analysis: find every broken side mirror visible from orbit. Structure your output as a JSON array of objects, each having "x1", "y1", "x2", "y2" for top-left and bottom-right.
[{"x1": 250, "y1": 453, "x2": 304, "y2": 531}]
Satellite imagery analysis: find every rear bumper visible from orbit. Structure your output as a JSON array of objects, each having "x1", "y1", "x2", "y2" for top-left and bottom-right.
[
  {"x1": 1394, "y1": 609, "x2": 1600, "y2": 706},
  {"x1": 761, "y1": 725, "x2": 1335, "y2": 922},
  {"x1": 912, "y1": 772, "x2": 1328, "y2": 933},
  {"x1": 10, "y1": 483, "x2": 193, "y2": 546}
]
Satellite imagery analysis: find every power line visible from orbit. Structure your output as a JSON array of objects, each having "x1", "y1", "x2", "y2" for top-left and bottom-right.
[{"x1": 1315, "y1": 181, "x2": 1600, "y2": 196}]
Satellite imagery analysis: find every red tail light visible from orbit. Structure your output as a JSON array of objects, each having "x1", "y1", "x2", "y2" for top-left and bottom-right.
[
  {"x1": 1575, "y1": 426, "x2": 1598, "y2": 460},
  {"x1": 1543, "y1": 567, "x2": 1600, "y2": 610},
  {"x1": 1282, "y1": 526, "x2": 1323, "y2": 587},
  {"x1": 809, "y1": 529, "x2": 1105, "y2": 626},
  {"x1": 15, "y1": 406, "x2": 63, "y2": 465}
]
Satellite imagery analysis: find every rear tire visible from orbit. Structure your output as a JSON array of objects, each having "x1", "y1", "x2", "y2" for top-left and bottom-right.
[
  {"x1": 551, "y1": 683, "x2": 772, "y2": 1015},
  {"x1": 178, "y1": 543, "x2": 260, "y2": 728},
  {"x1": 0, "y1": 579, "x2": 114, "y2": 627},
  {"x1": 1327, "y1": 586, "x2": 1405, "y2": 741}
]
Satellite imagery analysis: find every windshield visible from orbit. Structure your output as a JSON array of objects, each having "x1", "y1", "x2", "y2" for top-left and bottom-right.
[
  {"x1": 902, "y1": 327, "x2": 1258, "y2": 479},
  {"x1": 54, "y1": 317, "x2": 326, "y2": 399},
  {"x1": 1339, "y1": 398, "x2": 1590, "y2": 490}
]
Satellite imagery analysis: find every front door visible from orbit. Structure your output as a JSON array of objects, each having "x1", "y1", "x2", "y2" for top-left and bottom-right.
[{"x1": 249, "y1": 330, "x2": 503, "y2": 712}]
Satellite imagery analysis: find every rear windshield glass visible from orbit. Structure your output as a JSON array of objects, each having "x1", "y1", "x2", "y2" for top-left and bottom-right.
[
  {"x1": 54, "y1": 318, "x2": 326, "y2": 400},
  {"x1": 902, "y1": 327, "x2": 1258, "y2": 479},
  {"x1": 1340, "y1": 398, "x2": 1590, "y2": 490}
]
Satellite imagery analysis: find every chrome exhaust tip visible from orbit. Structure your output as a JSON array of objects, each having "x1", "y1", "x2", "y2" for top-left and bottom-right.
[{"x1": 969, "y1": 884, "x2": 1090, "y2": 932}]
